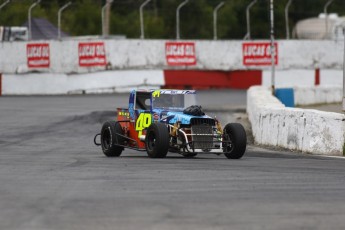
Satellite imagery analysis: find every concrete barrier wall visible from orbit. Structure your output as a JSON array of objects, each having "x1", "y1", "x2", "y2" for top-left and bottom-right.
[
  {"x1": 294, "y1": 86, "x2": 342, "y2": 106},
  {"x1": 2, "y1": 70, "x2": 164, "y2": 95},
  {"x1": 2, "y1": 69, "x2": 343, "y2": 95},
  {"x1": 247, "y1": 86, "x2": 345, "y2": 156},
  {"x1": 0, "y1": 39, "x2": 343, "y2": 74},
  {"x1": 262, "y1": 69, "x2": 343, "y2": 88}
]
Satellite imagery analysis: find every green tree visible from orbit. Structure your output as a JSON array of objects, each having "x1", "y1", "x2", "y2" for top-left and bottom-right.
[
  {"x1": 0, "y1": 0, "x2": 345, "y2": 39},
  {"x1": 69, "y1": 0, "x2": 102, "y2": 36}
]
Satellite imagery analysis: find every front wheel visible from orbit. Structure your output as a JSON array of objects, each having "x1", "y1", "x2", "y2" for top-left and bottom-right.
[
  {"x1": 145, "y1": 123, "x2": 169, "y2": 158},
  {"x1": 223, "y1": 123, "x2": 247, "y2": 159},
  {"x1": 101, "y1": 121, "x2": 124, "y2": 157}
]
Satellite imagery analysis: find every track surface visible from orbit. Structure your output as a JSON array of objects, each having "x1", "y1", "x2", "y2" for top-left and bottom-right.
[{"x1": 1, "y1": 90, "x2": 345, "y2": 230}]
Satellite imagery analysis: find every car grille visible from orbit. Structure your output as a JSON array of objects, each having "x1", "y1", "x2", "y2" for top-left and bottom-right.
[
  {"x1": 191, "y1": 124, "x2": 213, "y2": 149},
  {"x1": 191, "y1": 118, "x2": 216, "y2": 126}
]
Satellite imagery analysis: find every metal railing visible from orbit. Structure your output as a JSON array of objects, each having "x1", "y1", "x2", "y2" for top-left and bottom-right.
[{"x1": 0, "y1": 0, "x2": 343, "y2": 41}]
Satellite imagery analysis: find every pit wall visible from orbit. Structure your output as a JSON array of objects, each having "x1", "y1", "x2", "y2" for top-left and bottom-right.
[
  {"x1": 1, "y1": 39, "x2": 344, "y2": 94},
  {"x1": 247, "y1": 86, "x2": 345, "y2": 156},
  {"x1": 2, "y1": 69, "x2": 343, "y2": 95},
  {"x1": 0, "y1": 39, "x2": 343, "y2": 74},
  {"x1": 294, "y1": 86, "x2": 343, "y2": 105},
  {"x1": 2, "y1": 70, "x2": 165, "y2": 95}
]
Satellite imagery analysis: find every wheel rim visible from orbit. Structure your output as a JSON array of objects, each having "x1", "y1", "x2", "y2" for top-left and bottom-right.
[
  {"x1": 223, "y1": 130, "x2": 234, "y2": 153},
  {"x1": 147, "y1": 131, "x2": 156, "y2": 151},
  {"x1": 102, "y1": 127, "x2": 111, "y2": 150}
]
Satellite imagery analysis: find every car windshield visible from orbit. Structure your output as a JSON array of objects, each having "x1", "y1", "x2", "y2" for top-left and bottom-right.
[{"x1": 152, "y1": 93, "x2": 196, "y2": 110}]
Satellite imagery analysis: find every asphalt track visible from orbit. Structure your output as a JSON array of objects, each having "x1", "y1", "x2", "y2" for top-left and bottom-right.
[{"x1": 1, "y1": 90, "x2": 345, "y2": 230}]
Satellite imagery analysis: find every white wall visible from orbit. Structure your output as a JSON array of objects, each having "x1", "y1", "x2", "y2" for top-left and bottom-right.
[
  {"x1": 294, "y1": 86, "x2": 342, "y2": 105},
  {"x1": 2, "y1": 70, "x2": 164, "y2": 95},
  {"x1": 262, "y1": 69, "x2": 343, "y2": 88},
  {"x1": 0, "y1": 39, "x2": 343, "y2": 74},
  {"x1": 3, "y1": 69, "x2": 342, "y2": 96},
  {"x1": 247, "y1": 86, "x2": 345, "y2": 156}
]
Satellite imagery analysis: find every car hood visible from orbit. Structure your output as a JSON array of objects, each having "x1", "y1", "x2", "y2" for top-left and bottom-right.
[{"x1": 152, "y1": 109, "x2": 212, "y2": 125}]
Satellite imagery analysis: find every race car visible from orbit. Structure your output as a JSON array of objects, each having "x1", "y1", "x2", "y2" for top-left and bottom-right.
[{"x1": 94, "y1": 89, "x2": 246, "y2": 159}]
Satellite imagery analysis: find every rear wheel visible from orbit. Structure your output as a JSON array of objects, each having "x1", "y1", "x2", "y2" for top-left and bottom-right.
[
  {"x1": 101, "y1": 121, "x2": 124, "y2": 157},
  {"x1": 145, "y1": 123, "x2": 169, "y2": 158},
  {"x1": 223, "y1": 123, "x2": 246, "y2": 159}
]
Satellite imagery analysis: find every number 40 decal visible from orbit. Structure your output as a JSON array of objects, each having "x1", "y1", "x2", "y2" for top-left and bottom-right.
[{"x1": 135, "y1": 113, "x2": 152, "y2": 137}]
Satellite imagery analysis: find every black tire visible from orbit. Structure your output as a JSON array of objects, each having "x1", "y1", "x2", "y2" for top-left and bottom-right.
[
  {"x1": 101, "y1": 121, "x2": 124, "y2": 157},
  {"x1": 145, "y1": 123, "x2": 169, "y2": 158},
  {"x1": 223, "y1": 123, "x2": 247, "y2": 159}
]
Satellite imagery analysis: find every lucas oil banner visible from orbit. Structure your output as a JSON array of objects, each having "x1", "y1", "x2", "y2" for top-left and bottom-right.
[
  {"x1": 242, "y1": 42, "x2": 278, "y2": 66},
  {"x1": 27, "y1": 43, "x2": 50, "y2": 68},
  {"x1": 165, "y1": 42, "x2": 196, "y2": 66},
  {"x1": 78, "y1": 42, "x2": 107, "y2": 67}
]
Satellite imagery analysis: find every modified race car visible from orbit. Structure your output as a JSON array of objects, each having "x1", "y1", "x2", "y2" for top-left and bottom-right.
[{"x1": 94, "y1": 89, "x2": 247, "y2": 159}]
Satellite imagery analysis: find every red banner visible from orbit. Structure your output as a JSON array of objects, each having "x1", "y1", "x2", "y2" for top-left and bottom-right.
[
  {"x1": 166, "y1": 42, "x2": 196, "y2": 66},
  {"x1": 242, "y1": 42, "x2": 278, "y2": 66},
  {"x1": 27, "y1": 43, "x2": 50, "y2": 68},
  {"x1": 78, "y1": 42, "x2": 106, "y2": 67}
]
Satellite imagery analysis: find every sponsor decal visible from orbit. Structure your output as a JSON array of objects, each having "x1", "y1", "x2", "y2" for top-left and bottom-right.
[
  {"x1": 27, "y1": 43, "x2": 50, "y2": 68},
  {"x1": 242, "y1": 42, "x2": 278, "y2": 66},
  {"x1": 159, "y1": 90, "x2": 195, "y2": 95},
  {"x1": 135, "y1": 113, "x2": 152, "y2": 137},
  {"x1": 166, "y1": 42, "x2": 196, "y2": 66},
  {"x1": 118, "y1": 111, "x2": 130, "y2": 118},
  {"x1": 152, "y1": 90, "x2": 161, "y2": 97},
  {"x1": 78, "y1": 42, "x2": 106, "y2": 67}
]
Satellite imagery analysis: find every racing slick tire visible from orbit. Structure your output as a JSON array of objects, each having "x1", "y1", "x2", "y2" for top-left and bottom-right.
[
  {"x1": 145, "y1": 123, "x2": 169, "y2": 158},
  {"x1": 101, "y1": 121, "x2": 124, "y2": 157},
  {"x1": 223, "y1": 123, "x2": 247, "y2": 159}
]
